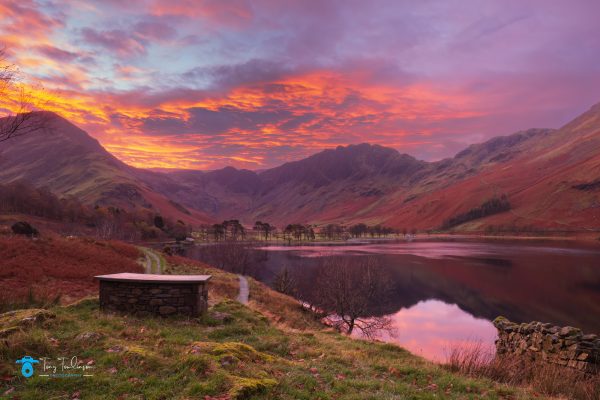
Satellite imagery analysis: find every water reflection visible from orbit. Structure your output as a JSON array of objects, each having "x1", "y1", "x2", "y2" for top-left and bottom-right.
[
  {"x1": 260, "y1": 240, "x2": 600, "y2": 259},
  {"x1": 187, "y1": 239, "x2": 600, "y2": 362},
  {"x1": 354, "y1": 299, "x2": 497, "y2": 362}
]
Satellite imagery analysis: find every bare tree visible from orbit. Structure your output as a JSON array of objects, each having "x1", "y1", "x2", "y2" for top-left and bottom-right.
[
  {"x1": 273, "y1": 266, "x2": 297, "y2": 295},
  {"x1": 0, "y1": 48, "x2": 47, "y2": 143},
  {"x1": 310, "y1": 256, "x2": 393, "y2": 339}
]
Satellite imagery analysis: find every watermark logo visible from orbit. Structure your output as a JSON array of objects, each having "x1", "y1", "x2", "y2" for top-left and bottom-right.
[
  {"x1": 15, "y1": 356, "x2": 95, "y2": 378},
  {"x1": 15, "y1": 356, "x2": 39, "y2": 378},
  {"x1": 39, "y1": 356, "x2": 95, "y2": 378}
]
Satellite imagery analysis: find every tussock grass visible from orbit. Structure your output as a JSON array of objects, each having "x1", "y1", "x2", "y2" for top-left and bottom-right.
[
  {"x1": 0, "y1": 288, "x2": 61, "y2": 313},
  {"x1": 446, "y1": 343, "x2": 600, "y2": 400}
]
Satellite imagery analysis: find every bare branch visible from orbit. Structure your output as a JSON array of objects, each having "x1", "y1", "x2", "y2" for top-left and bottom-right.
[
  {"x1": 306, "y1": 256, "x2": 395, "y2": 338},
  {"x1": 0, "y1": 48, "x2": 49, "y2": 143}
]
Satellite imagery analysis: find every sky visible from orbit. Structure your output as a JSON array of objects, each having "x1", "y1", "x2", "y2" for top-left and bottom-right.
[{"x1": 1, "y1": 0, "x2": 600, "y2": 170}]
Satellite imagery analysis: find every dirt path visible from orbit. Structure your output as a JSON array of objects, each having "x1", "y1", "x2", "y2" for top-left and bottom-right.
[
  {"x1": 237, "y1": 275, "x2": 249, "y2": 304},
  {"x1": 141, "y1": 249, "x2": 163, "y2": 274}
]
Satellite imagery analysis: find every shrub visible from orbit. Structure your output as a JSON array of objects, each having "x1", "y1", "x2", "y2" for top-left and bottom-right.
[{"x1": 11, "y1": 221, "x2": 39, "y2": 236}]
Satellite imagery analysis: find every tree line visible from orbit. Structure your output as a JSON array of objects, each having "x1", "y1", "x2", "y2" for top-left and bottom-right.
[
  {"x1": 194, "y1": 220, "x2": 406, "y2": 242},
  {"x1": 442, "y1": 194, "x2": 511, "y2": 230},
  {"x1": 0, "y1": 181, "x2": 191, "y2": 241}
]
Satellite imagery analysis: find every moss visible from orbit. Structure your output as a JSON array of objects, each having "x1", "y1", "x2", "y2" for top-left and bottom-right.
[
  {"x1": 229, "y1": 376, "x2": 278, "y2": 399},
  {"x1": 189, "y1": 341, "x2": 274, "y2": 363},
  {"x1": 123, "y1": 344, "x2": 158, "y2": 359},
  {"x1": 181, "y1": 354, "x2": 213, "y2": 374},
  {"x1": 0, "y1": 308, "x2": 56, "y2": 330}
]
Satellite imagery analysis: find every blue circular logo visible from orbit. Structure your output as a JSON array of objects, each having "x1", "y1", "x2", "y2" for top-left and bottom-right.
[{"x1": 16, "y1": 356, "x2": 39, "y2": 378}]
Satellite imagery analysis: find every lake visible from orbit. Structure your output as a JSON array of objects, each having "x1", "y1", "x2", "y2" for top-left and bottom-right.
[{"x1": 189, "y1": 238, "x2": 600, "y2": 362}]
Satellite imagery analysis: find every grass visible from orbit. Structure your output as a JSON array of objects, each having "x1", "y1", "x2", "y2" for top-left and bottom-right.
[
  {"x1": 2, "y1": 299, "x2": 530, "y2": 400},
  {"x1": 0, "y1": 256, "x2": 546, "y2": 399},
  {"x1": 0, "y1": 288, "x2": 61, "y2": 314},
  {"x1": 445, "y1": 343, "x2": 600, "y2": 400}
]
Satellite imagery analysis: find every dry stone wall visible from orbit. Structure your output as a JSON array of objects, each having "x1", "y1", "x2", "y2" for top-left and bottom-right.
[
  {"x1": 99, "y1": 280, "x2": 208, "y2": 317},
  {"x1": 493, "y1": 317, "x2": 599, "y2": 373}
]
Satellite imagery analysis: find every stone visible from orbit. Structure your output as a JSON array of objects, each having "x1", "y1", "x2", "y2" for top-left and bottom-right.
[
  {"x1": 542, "y1": 336, "x2": 553, "y2": 351},
  {"x1": 98, "y1": 276, "x2": 210, "y2": 317},
  {"x1": 577, "y1": 352, "x2": 589, "y2": 361},
  {"x1": 559, "y1": 326, "x2": 581, "y2": 337},
  {"x1": 493, "y1": 316, "x2": 599, "y2": 374},
  {"x1": 220, "y1": 355, "x2": 236, "y2": 366},
  {"x1": 576, "y1": 361, "x2": 588, "y2": 370},
  {"x1": 212, "y1": 312, "x2": 233, "y2": 323},
  {"x1": 106, "y1": 345, "x2": 124, "y2": 353},
  {"x1": 159, "y1": 306, "x2": 177, "y2": 315},
  {"x1": 76, "y1": 332, "x2": 102, "y2": 342}
]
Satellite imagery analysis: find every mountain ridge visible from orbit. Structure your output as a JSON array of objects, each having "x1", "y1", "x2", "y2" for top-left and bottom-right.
[
  {"x1": 1, "y1": 103, "x2": 600, "y2": 231},
  {"x1": 0, "y1": 112, "x2": 213, "y2": 224}
]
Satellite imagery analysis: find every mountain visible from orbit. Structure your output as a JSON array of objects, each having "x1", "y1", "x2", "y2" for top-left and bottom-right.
[
  {"x1": 378, "y1": 105, "x2": 600, "y2": 231},
  {"x1": 2, "y1": 103, "x2": 600, "y2": 231},
  {"x1": 0, "y1": 112, "x2": 211, "y2": 224}
]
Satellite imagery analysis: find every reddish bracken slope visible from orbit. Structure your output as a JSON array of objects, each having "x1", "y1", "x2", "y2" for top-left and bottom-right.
[
  {"x1": 378, "y1": 103, "x2": 600, "y2": 231},
  {"x1": 0, "y1": 236, "x2": 143, "y2": 304}
]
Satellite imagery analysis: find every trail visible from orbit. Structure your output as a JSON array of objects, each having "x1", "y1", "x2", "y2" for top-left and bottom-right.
[
  {"x1": 237, "y1": 275, "x2": 249, "y2": 305},
  {"x1": 142, "y1": 249, "x2": 163, "y2": 274}
]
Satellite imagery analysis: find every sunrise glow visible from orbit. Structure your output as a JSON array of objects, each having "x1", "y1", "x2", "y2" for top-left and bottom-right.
[{"x1": 2, "y1": 0, "x2": 600, "y2": 169}]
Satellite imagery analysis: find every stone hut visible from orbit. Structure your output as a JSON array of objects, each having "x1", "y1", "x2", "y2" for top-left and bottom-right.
[
  {"x1": 494, "y1": 316, "x2": 599, "y2": 373},
  {"x1": 95, "y1": 273, "x2": 211, "y2": 317}
]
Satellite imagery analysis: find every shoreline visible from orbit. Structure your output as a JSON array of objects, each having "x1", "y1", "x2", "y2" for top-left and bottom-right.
[{"x1": 136, "y1": 231, "x2": 600, "y2": 249}]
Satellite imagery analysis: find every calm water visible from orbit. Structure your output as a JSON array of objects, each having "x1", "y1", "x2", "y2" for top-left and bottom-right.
[{"x1": 191, "y1": 239, "x2": 600, "y2": 361}]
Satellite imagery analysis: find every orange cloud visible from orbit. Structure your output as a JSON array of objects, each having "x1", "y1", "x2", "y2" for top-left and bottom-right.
[
  {"x1": 0, "y1": 64, "x2": 486, "y2": 170},
  {"x1": 149, "y1": 0, "x2": 254, "y2": 28}
]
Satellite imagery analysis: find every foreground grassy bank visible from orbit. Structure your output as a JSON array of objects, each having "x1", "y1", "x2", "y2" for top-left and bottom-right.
[{"x1": 1, "y1": 254, "x2": 548, "y2": 400}]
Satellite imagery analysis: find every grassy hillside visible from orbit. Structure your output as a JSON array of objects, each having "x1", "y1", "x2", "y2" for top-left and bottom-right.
[{"x1": 0, "y1": 241, "x2": 545, "y2": 399}]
